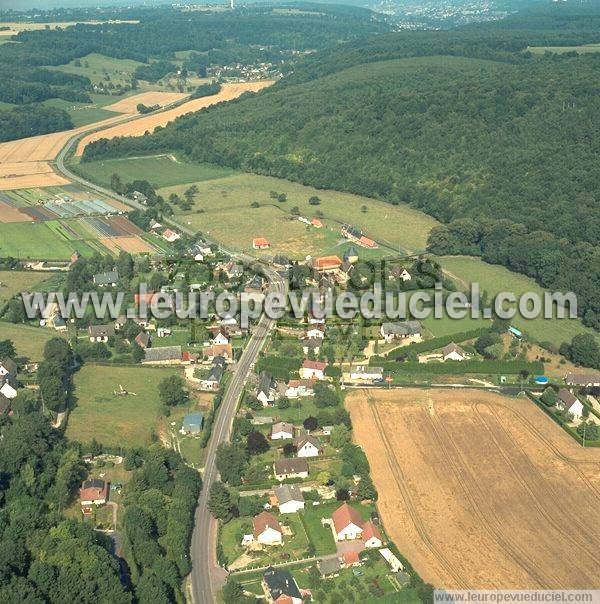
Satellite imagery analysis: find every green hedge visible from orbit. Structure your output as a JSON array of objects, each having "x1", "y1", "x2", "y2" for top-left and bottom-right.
[
  {"x1": 375, "y1": 359, "x2": 543, "y2": 375},
  {"x1": 373, "y1": 327, "x2": 491, "y2": 361}
]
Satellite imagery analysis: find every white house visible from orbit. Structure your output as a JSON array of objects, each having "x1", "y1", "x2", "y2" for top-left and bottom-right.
[
  {"x1": 273, "y1": 458, "x2": 309, "y2": 481},
  {"x1": 162, "y1": 228, "x2": 181, "y2": 243},
  {"x1": 257, "y1": 371, "x2": 276, "y2": 406},
  {"x1": 282, "y1": 380, "x2": 315, "y2": 399},
  {"x1": 442, "y1": 342, "x2": 467, "y2": 362},
  {"x1": 294, "y1": 434, "x2": 323, "y2": 458},
  {"x1": 332, "y1": 503, "x2": 364, "y2": 541},
  {"x1": 271, "y1": 421, "x2": 294, "y2": 440},
  {"x1": 556, "y1": 389, "x2": 585, "y2": 419},
  {"x1": 362, "y1": 521, "x2": 383, "y2": 548},
  {"x1": 0, "y1": 376, "x2": 17, "y2": 399},
  {"x1": 253, "y1": 511, "x2": 283, "y2": 545},
  {"x1": 306, "y1": 325, "x2": 325, "y2": 339},
  {"x1": 0, "y1": 358, "x2": 17, "y2": 378},
  {"x1": 299, "y1": 360, "x2": 327, "y2": 380},
  {"x1": 350, "y1": 365, "x2": 383, "y2": 381},
  {"x1": 274, "y1": 484, "x2": 305, "y2": 514}
]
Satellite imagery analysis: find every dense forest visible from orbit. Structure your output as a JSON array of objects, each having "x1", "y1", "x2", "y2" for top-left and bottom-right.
[
  {"x1": 82, "y1": 6, "x2": 600, "y2": 330},
  {"x1": 0, "y1": 104, "x2": 73, "y2": 142}
]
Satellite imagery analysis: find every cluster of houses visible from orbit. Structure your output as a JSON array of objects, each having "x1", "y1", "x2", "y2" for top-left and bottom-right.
[{"x1": 0, "y1": 358, "x2": 18, "y2": 414}]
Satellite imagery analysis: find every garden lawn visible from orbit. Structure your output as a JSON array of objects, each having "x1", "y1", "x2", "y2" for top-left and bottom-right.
[{"x1": 67, "y1": 364, "x2": 182, "y2": 448}]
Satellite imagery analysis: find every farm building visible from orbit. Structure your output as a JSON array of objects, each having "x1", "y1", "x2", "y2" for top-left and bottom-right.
[
  {"x1": 312, "y1": 255, "x2": 342, "y2": 273},
  {"x1": 93, "y1": 270, "x2": 119, "y2": 287},
  {"x1": 380, "y1": 321, "x2": 422, "y2": 343},
  {"x1": 350, "y1": 365, "x2": 384, "y2": 381},
  {"x1": 143, "y1": 346, "x2": 182, "y2": 365}
]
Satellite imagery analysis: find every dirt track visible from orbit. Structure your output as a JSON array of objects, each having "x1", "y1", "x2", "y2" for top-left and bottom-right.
[
  {"x1": 347, "y1": 388, "x2": 600, "y2": 589},
  {"x1": 76, "y1": 81, "x2": 273, "y2": 155}
]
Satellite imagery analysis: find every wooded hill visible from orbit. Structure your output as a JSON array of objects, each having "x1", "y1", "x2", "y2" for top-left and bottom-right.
[{"x1": 82, "y1": 5, "x2": 600, "y2": 331}]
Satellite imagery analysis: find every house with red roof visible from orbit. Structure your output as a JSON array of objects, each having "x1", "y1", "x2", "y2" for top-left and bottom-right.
[
  {"x1": 253, "y1": 237, "x2": 270, "y2": 250},
  {"x1": 332, "y1": 503, "x2": 364, "y2": 541},
  {"x1": 362, "y1": 520, "x2": 383, "y2": 548},
  {"x1": 79, "y1": 479, "x2": 109, "y2": 507},
  {"x1": 312, "y1": 255, "x2": 342, "y2": 273},
  {"x1": 299, "y1": 359, "x2": 327, "y2": 380}
]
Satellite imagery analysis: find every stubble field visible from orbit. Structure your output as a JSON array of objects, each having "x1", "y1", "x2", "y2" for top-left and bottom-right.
[{"x1": 347, "y1": 388, "x2": 600, "y2": 589}]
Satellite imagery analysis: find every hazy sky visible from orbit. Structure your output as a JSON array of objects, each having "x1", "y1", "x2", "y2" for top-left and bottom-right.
[{"x1": 0, "y1": 0, "x2": 166, "y2": 9}]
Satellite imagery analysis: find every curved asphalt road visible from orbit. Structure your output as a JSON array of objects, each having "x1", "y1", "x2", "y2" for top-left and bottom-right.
[{"x1": 54, "y1": 125, "x2": 287, "y2": 603}]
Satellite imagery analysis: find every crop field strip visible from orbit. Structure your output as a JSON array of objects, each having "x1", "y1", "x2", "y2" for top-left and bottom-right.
[{"x1": 348, "y1": 389, "x2": 600, "y2": 589}]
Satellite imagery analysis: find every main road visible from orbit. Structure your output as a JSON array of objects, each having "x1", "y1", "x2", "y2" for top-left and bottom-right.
[{"x1": 54, "y1": 124, "x2": 287, "y2": 603}]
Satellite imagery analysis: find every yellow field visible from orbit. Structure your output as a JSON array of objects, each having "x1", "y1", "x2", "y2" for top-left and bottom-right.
[
  {"x1": 76, "y1": 81, "x2": 273, "y2": 155},
  {"x1": 0, "y1": 20, "x2": 139, "y2": 36},
  {"x1": 103, "y1": 91, "x2": 188, "y2": 113}
]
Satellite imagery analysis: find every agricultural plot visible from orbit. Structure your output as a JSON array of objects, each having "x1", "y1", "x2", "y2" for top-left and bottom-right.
[
  {"x1": 158, "y1": 171, "x2": 438, "y2": 258},
  {"x1": 439, "y1": 255, "x2": 599, "y2": 347},
  {"x1": 67, "y1": 364, "x2": 182, "y2": 448},
  {"x1": 76, "y1": 81, "x2": 273, "y2": 155},
  {"x1": 103, "y1": 91, "x2": 188, "y2": 114},
  {"x1": 347, "y1": 388, "x2": 600, "y2": 589}
]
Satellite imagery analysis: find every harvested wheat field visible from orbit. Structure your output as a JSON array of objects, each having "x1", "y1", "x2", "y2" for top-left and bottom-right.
[
  {"x1": 76, "y1": 81, "x2": 273, "y2": 155},
  {"x1": 347, "y1": 388, "x2": 600, "y2": 589},
  {"x1": 0, "y1": 200, "x2": 28, "y2": 222},
  {"x1": 0, "y1": 171, "x2": 70, "y2": 191},
  {"x1": 103, "y1": 91, "x2": 188, "y2": 114}
]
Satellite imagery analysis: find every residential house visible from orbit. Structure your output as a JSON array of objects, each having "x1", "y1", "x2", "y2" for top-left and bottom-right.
[
  {"x1": 0, "y1": 374, "x2": 17, "y2": 399},
  {"x1": 389, "y1": 266, "x2": 411, "y2": 281},
  {"x1": 565, "y1": 373, "x2": 600, "y2": 387},
  {"x1": 342, "y1": 551, "x2": 361, "y2": 567},
  {"x1": 162, "y1": 228, "x2": 181, "y2": 242},
  {"x1": 262, "y1": 567, "x2": 302, "y2": 604},
  {"x1": 252, "y1": 237, "x2": 270, "y2": 250},
  {"x1": 306, "y1": 325, "x2": 325, "y2": 340},
  {"x1": 132, "y1": 191, "x2": 148, "y2": 204},
  {"x1": 271, "y1": 421, "x2": 294, "y2": 440},
  {"x1": 273, "y1": 458, "x2": 309, "y2": 481},
  {"x1": 294, "y1": 434, "x2": 323, "y2": 458},
  {"x1": 443, "y1": 342, "x2": 467, "y2": 362},
  {"x1": 88, "y1": 324, "x2": 115, "y2": 343},
  {"x1": 358, "y1": 235, "x2": 377, "y2": 248},
  {"x1": 79, "y1": 479, "x2": 109, "y2": 506},
  {"x1": 273, "y1": 484, "x2": 305, "y2": 513},
  {"x1": 182, "y1": 412, "x2": 204, "y2": 435},
  {"x1": 311, "y1": 218, "x2": 323, "y2": 228},
  {"x1": 143, "y1": 346, "x2": 183, "y2": 365},
  {"x1": 0, "y1": 393, "x2": 11, "y2": 415},
  {"x1": 556, "y1": 389, "x2": 585, "y2": 419},
  {"x1": 273, "y1": 254, "x2": 291, "y2": 269},
  {"x1": 380, "y1": 321, "x2": 422, "y2": 343},
  {"x1": 253, "y1": 511, "x2": 283, "y2": 545},
  {"x1": 302, "y1": 338, "x2": 322, "y2": 355},
  {"x1": 332, "y1": 503, "x2": 364, "y2": 541},
  {"x1": 156, "y1": 327, "x2": 172, "y2": 338},
  {"x1": 343, "y1": 246, "x2": 359, "y2": 264},
  {"x1": 362, "y1": 520, "x2": 383, "y2": 548},
  {"x1": 201, "y1": 359, "x2": 225, "y2": 391},
  {"x1": 223, "y1": 261, "x2": 244, "y2": 280},
  {"x1": 350, "y1": 365, "x2": 383, "y2": 381},
  {"x1": 135, "y1": 331, "x2": 151, "y2": 349},
  {"x1": 341, "y1": 224, "x2": 362, "y2": 240},
  {"x1": 318, "y1": 557, "x2": 341, "y2": 577},
  {"x1": 211, "y1": 329, "x2": 230, "y2": 345},
  {"x1": 0, "y1": 358, "x2": 17, "y2": 378},
  {"x1": 257, "y1": 371, "x2": 277, "y2": 406},
  {"x1": 281, "y1": 380, "x2": 314, "y2": 399},
  {"x1": 312, "y1": 255, "x2": 342, "y2": 273},
  {"x1": 299, "y1": 359, "x2": 327, "y2": 380},
  {"x1": 202, "y1": 343, "x2": 233, "y2": 362},
  {"x1": 93, "y1": 270, "x2": 119, "y2": 287}
]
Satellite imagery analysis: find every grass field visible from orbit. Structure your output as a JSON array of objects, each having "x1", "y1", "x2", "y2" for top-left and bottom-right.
[
  {"x1": 0, "y1": 322, "x2": 67, "y2": 360},
  {"x1": 41, "y1": 96, "x2": 120, "y2": 127},
  {"x1": 67, "y1": 364, "x2": 183, "y2": 448},
  {"x1": 0, "y1": 271, "x2": 54, "y2": 305},
  {"x1": 75, "y1": 155, "x2": 235, "y2": 189},
  {"x1": 155, "y1": 170, "x2": 438, "y2": 258},
  {"x1": 527, "y1": 44, "x2": 600, "y2": 55},
  {"x1": 0, "y1": 221, "x2": 93, "y2": 260},
  {"x1": 47, "y1": 53, "x2": 145, "y2": 89},
  {"x1": 439, "y1": 255, "x2": 599, "y2": 348},
  {"x1": 348, "y1": 389, "x2": 600, "y2": 589}
]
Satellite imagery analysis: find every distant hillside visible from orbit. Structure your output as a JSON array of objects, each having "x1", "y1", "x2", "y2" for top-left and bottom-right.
[{"x1": 82, "y1": 8, "x2": 600, "y2": 330}]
